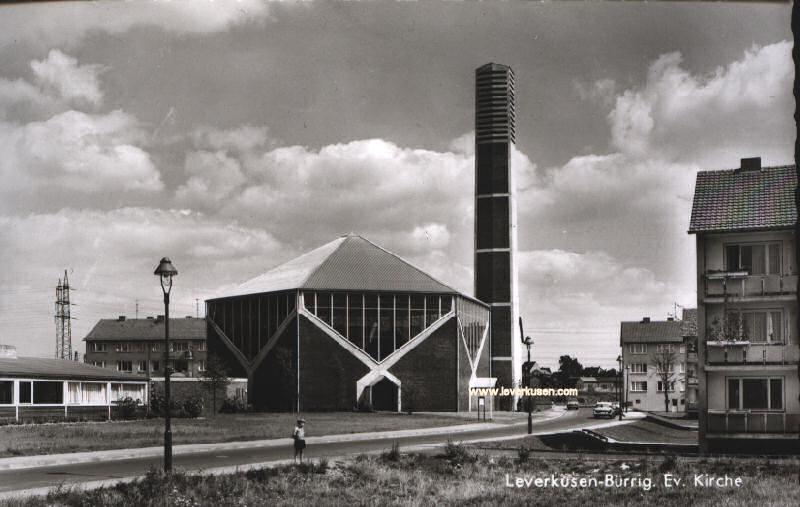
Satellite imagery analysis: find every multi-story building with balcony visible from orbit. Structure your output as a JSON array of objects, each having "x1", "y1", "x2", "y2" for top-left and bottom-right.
[
  {"x1": 84, "y1": 315, "x2": 207, "y2": 378},
  {"x1": 682, "y1": 309, "x2": 699, "y2": 415},
  {"x1": 620, "y1": 315, "x2": 691, "y2": 412},
  {"x1": 689, "y1": 157, "x2": 799, "y2": 452}
]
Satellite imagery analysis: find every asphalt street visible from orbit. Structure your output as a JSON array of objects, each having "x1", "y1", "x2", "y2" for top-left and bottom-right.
[{"x1": 0, "y1": 408, "x2": 604, "y2": 494}]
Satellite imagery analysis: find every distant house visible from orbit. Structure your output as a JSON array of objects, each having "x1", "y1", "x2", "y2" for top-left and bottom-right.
[
  {"x1": 84, "y1": 315, "x2": 207, "y2": 378},
  {"x1": 0, "y1": 344, "x2": 147, "y2": 422},
  {"x1": 576, "y1": 376, "x2": 618, "y2": 394},
  {"x1": 620, "y1": 315, "x2": 689, "y2": 412}
]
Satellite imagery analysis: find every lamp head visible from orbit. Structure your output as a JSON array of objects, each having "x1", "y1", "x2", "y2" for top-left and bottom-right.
[{"x1": 154, "y1": 257, "x2": 178, "y2": 295}]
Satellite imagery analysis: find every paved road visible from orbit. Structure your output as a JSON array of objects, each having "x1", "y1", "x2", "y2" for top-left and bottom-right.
[{"x1": 0, "y1": 408, "x2": 604, "y2": 494}]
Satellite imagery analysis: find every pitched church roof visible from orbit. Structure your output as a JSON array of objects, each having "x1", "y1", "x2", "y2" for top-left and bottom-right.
[{"x1": 210, "y1": 234, "x2": 463, "y2": 300}]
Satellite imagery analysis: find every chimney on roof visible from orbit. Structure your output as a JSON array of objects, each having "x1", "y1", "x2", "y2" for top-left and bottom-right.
[
  {"x1": 118, "y1": 315, "x2": 126, "y2": 322},
  {"x1": 740, "y1": 157, "x2": 761, "y2": 172},
  {"x1": 641, "y1": 317, "x2": 650, "y2": 323}
]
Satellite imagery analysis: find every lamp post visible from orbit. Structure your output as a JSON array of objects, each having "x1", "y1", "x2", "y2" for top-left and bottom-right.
[
  {"x1": 616, "y1": 354, "x2": 623, "y2": 421},
  {"x1": 522, "y1": 335, "x2": 533, "y2": 434},
  {"x1": 154, "y1": 257, "x2": 178, "y2": 472}
]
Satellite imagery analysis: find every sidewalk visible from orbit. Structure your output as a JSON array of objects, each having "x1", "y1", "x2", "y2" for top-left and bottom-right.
[{"x1": 0, "y1": 408, "x2": 566, "y2": 471}]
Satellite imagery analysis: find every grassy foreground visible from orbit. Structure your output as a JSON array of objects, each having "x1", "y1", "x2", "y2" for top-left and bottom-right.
[
  {"x1": 3, "y1": 446, "x2": 798, "y2": 506},
  {"x1": 0, "y1": 412, "x2": 470, "y2": 458}
]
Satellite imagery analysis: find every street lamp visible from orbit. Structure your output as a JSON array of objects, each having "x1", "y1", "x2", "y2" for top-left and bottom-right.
[
  {"x1": 522, "y1": 335, "x2": 534, "y2": 434},
  {"x1": 154, "y1": 257, "x2": 178, "y2": 472},
  {"x1": 616, "y1": 354, "x2": 623, "y2": 421}
]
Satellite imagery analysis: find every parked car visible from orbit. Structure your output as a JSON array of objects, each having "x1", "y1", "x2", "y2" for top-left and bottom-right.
[
  {"x1": 593, "y1": 401, "x2": 614, "y2": 419},
  {"x1": 566, "y1": 400, "x2": 580, "y2": 410}
]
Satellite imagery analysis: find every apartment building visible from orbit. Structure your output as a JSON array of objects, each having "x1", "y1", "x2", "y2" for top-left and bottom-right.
[
  {"x1": 84, "y1": 315, "x2": 207, "y2": 378},
  {"x1": 620, "y1": 315, "x2": 690, "y2": 412},
  {"x1": 689, "y1": 158, "x2": 799, "y2": 452}
]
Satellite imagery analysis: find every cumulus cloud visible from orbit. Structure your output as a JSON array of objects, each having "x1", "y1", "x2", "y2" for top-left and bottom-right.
[
  {"x1": 0, "y1": 110, "x2": 162, "y2": 196},
  {"x1": 176, "y1": 150, "x2": 247, "y2": 204},
  {"x1": 0, "y1": 50, "x2": 105, "y2": 119},
  {"x1": 0, "y1": 1, "x2": 271, "y2": 48},
  {"x1": 30, "y1": 49, "x2": 104, "y2": 106},
  {"x1": 608, "y1": 41, "x2": 793, "y2": 165}
]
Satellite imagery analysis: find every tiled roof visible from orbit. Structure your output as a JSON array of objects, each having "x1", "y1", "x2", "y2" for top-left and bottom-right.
[
  {"x1": 84, "y1": 317, "x2": 206, "y2": 342},
  {"x1": 689, "y1": 165, "x2": 796, "y2": 233},
  {"x1": 620, "y1": 320, "x2": 684, "y2": 344},
  {"x1": 680, "y1": 309, "x2": 697, "y2": 338},
  {"x1": 210, "y1": 234, "x2": 467, "y2": 300},
  {"x1": 0, "y1": 356, "x2": 144, "y2": 381}
]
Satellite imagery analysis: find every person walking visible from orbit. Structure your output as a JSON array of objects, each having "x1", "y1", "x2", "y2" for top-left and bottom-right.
[{"x1": 293, "y1": 418, "x2": 306, "y2": 463}]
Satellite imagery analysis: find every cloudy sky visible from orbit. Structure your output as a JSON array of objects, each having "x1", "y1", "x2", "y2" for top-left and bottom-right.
[{"x1": 0, "y1": 1, "x2": 793, "y2": 368}]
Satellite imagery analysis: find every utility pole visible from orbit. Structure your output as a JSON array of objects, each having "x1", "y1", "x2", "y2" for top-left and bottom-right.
[
  {"x1": 54, "y1": 270, "x2": 73, "y2": 360},
  {"x1": 196, "y1": 298, "x2": 200, "y2": 318}
]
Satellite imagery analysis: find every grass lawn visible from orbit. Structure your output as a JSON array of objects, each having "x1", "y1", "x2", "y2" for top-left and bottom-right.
[
  {"x1": 0, "y1": 412, "x2": 472, "y2": 458},
  {"x1": 3, "y1": 447, "x2": 798, "y2": 506},
  {"x1": 593, "y1": 420, "x2": 698, "y2": 445}
]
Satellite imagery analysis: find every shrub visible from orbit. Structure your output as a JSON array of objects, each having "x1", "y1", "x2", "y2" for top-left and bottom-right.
[
  {"x1": 113, "y1": 396, "x2": 140, "y2": 420},
  {"x1": 182, "y1": 397, "x2": 204, "y2": 418},
  {"x1": 220, "y1": 397, "x2": 248, "y2": 414},
  {"x1": 659, "y1": 454, "x2": 678, "y2": 473},
  {"x1": 382, "y1": 441, "x2": 401, "y2": 462},
  {"x1": 149, "y1": 383, "x2": 204, "y2": 418},
  {"x1": 443, "y1": 439, "x2": 476, "y2": 465},
  {"x1": 517, "y1": 446, "x2": 531, "y2": 463}
]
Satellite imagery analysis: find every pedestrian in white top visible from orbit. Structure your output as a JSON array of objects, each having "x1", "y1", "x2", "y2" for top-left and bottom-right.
[{"x1": 293, "y1": 418, "x2": 306, "y2": 463}]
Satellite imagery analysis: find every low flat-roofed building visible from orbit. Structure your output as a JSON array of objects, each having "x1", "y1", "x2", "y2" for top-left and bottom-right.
[{"x1": 0, "y1": 345, "x2": 147, "y2": 422}]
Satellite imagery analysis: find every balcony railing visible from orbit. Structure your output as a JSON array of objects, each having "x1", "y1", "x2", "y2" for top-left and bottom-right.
[
  {"x1": 705, "y1": 273, "x2": 797, "y2": 299},
  {"x1": 706, "y1": 342, "x2": 799, "y2": 366},
  {"x1": 707, "y1": 410, "x2": 800, "y2": 435}
]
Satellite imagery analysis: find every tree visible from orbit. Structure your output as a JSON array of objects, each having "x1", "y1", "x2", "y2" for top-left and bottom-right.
[
  {"x1": 554, "y1": 355, "x2": 583, "y2": 387},
  {"x1": 707, "y1": 313, "x2": 748, "y2": 342},
  {"x1": 652, "y1": 348, "x2": 677, "y2": 413},
  {"x1": 200, "y1": 354, "x2": 230, "y2": 415}
]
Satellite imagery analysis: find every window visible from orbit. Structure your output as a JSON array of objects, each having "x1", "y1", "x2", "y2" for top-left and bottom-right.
[
  {"x1": 116, "y1": 343, "x2": 132, "y2": 353},
  {"x1": 169, "y1": 342, "x2": 189, "y2": 352},
  {"x1": 628, "y1": 344, "x2": 646, "y2": 354},
  {"x1": 151, "y1": 360, "x2": 160, "y2": 372},
  {"x1": 91, "y1": 361, "x2": 106, "y2": 368},
  {"x1": 630, "y1": 363, "x2": 647, "y2": 374},
  {"x1": 726, "y1": 309, "x2": 783, "y2": 343},
  {"x1": 137, "y1": 361, "x2": 147, "y2": 373},
  {"x1": 0, "y1": 381, "x2": 12, "y2": 404},
  {"x1": 170, "y1": 359, "x2": 188, "y2": 372},
  {"x1": 151, "y1": 343, "x2": 160, "y2": 353},
  {"x1": 725, "y1": 242, "x2": 781, "y2": 274},
  {"x1": 656, "y1": 344, "x2": 677, "y2": 353},
  {"x1": 198, "y1": 361, "x2": 206, "y2": 372},
  {"x1": 117, "y1": 360, "x2": 132, "y2": 372},
  {"x1": 19, "y1": 381, "x2": 31, "y2": 403},
  {"x1": 88, "y1": 342, "x2": 107, "y2": 352},
  {"x1": 657, "y1": 381, "x2": 675, "y2": 392},
  {"x1": 727, "y1": 377, "x2": 783, "y2": 410},
  {"x1": 197, "y1": 341, "x2": 207, "y2": 352},
  {"x1": 33, "y1": 381, "x2": 63, "y2": 404},
  {"x1": 630, "y1": 381, "x2": 647, "y2": 392},
  {"x1": 68, "y1": 382, "x2": 107, "y2": 405}
]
